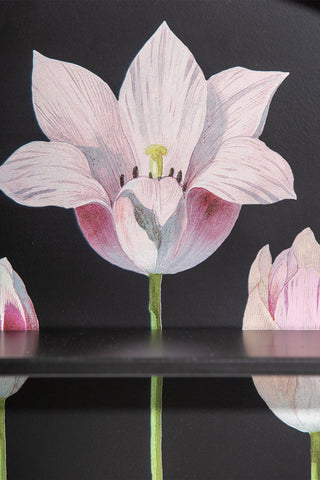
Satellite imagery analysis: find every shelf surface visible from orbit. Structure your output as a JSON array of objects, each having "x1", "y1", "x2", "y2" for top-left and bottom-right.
[{"x1": 1, "y1": 328, "x2": 320, "y2": 377}]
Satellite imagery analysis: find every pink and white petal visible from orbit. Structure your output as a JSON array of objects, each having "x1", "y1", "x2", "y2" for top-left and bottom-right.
[
  {"x1": 248, "y1": 245, "x2": 272, "y2": 300},
  {"x1": 291, "y1": 376, "x2": 320, "y2": 433},
  {"x1": 32, "y1": 51, "x2": 135, "y2": 200},
  {"x1": 0, "y1": 141, "x2": 109, "y2": 208},
  {"x1": 243, "y1": 285, "x2": 278, "y2": 330},
  {"x1": 291, "y1": 228, "x2": 320, "y2": 271},
  {"x1": 164, "y1": 188, "x2": 241, "y2": 274},
  {"x1": 75, "y1": 203, "x2": 144, "y2": 275},
  {"x1": 119, "y1": 22, "x2": 207, "y2": 176},
  {"x1": 0, "y1": 259, "x2": 28, "y2": 330},
  {"x1": 113, "y1": 196, "x2": 158, "y2": 273},
  {"x1": 12, "y1": 270, "x2": 39, "y2": 330},
  {"x1": 118, "y1": 177, "x2": 183, "y2": 226},
  {"x1": 268, "y1": 248, "x2": 298, "y2": 317},
  {"x1": 274, "y1": 268, "x2": 320, "y2": 329},
  {"x1": 253, "y1": 375, "x2": 309, "y2": 432},
  {"x1": 186, "y1": 68, "x2": 288, "y2": 182},
  {"x1": 0, "y1": 377, "x2": 27, "y2": 399},
  {"x1": 191, "y1": 137, "x2": 296, "y2": 205}
]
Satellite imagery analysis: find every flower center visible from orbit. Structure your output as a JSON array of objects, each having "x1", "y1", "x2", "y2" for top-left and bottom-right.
[{"x1": 145, "y1": 144, "x2": 167, "y2": 178}]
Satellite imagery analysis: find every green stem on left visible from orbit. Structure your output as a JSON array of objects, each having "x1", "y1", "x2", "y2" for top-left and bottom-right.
[
  {"x1": 311, "y1": 432, "x2": 320, "y2": 480},
  {"x1": 0, "y1": 399, "x2": 6, "y2": 480},
  {"x1": 149, "y1": 273, "x2": 163, "y2": 480}
]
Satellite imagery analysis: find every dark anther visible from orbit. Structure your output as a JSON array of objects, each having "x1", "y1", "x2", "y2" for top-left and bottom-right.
[
  {"x1": 120, "y1": 174, "x2": 125, "y2": 187},
  {"x1": 176, "y1": 170, "x2": 182, "y2": 184},
  {"x1": 149, "y1": 172, "x2": 153, "y2": 178},
  {"x1": 133, "y1": 166, "x2": 138, "y2": 178},
  {"x1": 169, "y1": 168, "x2": 174, "y2": 177},
  {"x1": 182, "y1": 183, "x2": 187, "y2": 192}
]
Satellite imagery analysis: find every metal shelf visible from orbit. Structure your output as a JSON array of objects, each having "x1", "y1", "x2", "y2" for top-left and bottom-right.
[{"x1": 1, "y1": 328, "x2": 320, "y2": 377}]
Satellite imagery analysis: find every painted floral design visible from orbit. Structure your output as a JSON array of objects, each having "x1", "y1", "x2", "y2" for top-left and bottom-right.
[
  {"x1": 0, "y1": 258, "x2": 39, "y2": 398},
  {"x1": 243, "y1": 228, "x2": 320, "y2": 432},
  {"x1": 0, "y1": 22, "x2": 295, "y2": 274}
]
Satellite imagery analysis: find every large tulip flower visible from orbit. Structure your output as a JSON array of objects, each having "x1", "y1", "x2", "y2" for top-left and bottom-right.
[
  {"x1": 243, "y1": 228, "x2": 320, "y2": 480},
  {"x1": 0, "y1": 257, "x2": 39, "y2": 479},
  {"x1": 0, "y1": 22, "x2": 295, "y2": 480},
  {"x1": 0, "y1": 22, "x2": 295, "y2": 275}
]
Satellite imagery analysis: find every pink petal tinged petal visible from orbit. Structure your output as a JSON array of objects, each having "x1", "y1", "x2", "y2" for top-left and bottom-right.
[
  {"x1": 191, "y1": 137, "x2": 296, "y2": 204},
  {"x1": 75, "y1": 203, "x2": 144, "y2": 274},
  {"x1": 243, "y1": 286, "x2": 278, "y2": 330},
  {"x1": 248, "y1": 245, "x2": 272, "y2": 295},
  {"x1": 0, "y1": 141, "x2": 109, "y2": 208},
  {"x1": 291, "y1": 227, "x2": 320, "y2": 271},
  {"x1": 268, "y1": 248, "x2": 298, "y2": 317},
  {"x1": 112, "y1": 176, "x2": 185, "y2": 273},
  {"x1": 119, "y1": 22, "x2": 207, "y2": 176},
  {"x1": 118, "y1": 176, "x2": 183, "y2": 226},
  {"x1": 0, "y1": 258, "x2": 39, "y2": 331},
  {"x1": 274, "y1": 268, "x2": 320, "y2": 329},
  {"x1": 187, "y1": 68, "x2": 288, "y2": 182},
  {"x1": 32, "y1": 51, "x2": 135, "y2": 200},
  {"x1": 165, "y1": 188, "x2": 241, "y2": 274}
]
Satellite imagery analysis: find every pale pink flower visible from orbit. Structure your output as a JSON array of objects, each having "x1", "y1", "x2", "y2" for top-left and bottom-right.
[
  {"x1": 0, "y1": 23, "x2": 295, "y2": 275},
  {"x1": 0, "y1": 258, "x2": 39, "y2": 398},
  {"x1": 243, "y1": 228, "x2": 320, "y2": 432}
]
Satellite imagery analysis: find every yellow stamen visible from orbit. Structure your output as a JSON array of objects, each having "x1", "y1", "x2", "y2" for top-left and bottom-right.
[{"x1": 145, "y1": 144, "x2": 167, "y2": 178}]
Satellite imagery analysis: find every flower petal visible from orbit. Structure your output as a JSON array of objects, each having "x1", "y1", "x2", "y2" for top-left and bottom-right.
[
  {"x1": 186, "y1": 68, "x2": 288, "y2": 182},
  {"x1": 113, "y1": 177, "x2": 185, "y2": 273},
  {"x1": 268, "y1": 248, "x2": 298, "y2": 317},
  {"x1": 248, "y1": 245, "x2": 272, "y2": 297},
  {"x1": 0, "y1": 141, "x2": 109, "y2": 208},
  {"x1": 243, "y1": 285, "x2": 277, "y2": 330},
  {"x1": 274, "y1": 268, "x2": 320, "y2": 329},
  {"x1": 0, "y1": 258, "x2": 38, "y2": 330},
  {"x1": 164, "y1": 188, "x2": 241, "y2": 274},
  {"x1": 75, "y1": 203, "x2": 144, "y2": 275},
  {"x1": 0, "y1": 377, "x2": 27, "y2": 399},
  {"x1": 291, "y1": 227, "x2": 320, "y2": 271},
  {"x1": 190, "y1": 137, "x2": 296, "y2": 204},
  {"x1": 119, "y1": 22, "x2": 207, "y2": 176},
  {"x1": 253, "y1": 375, "x2": 320, "y2": 433},
  {"x1": 32, "y1": 51, "x2": 135, "y2": 200}
]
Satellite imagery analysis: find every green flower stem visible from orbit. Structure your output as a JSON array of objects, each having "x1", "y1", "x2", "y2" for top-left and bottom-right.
[
  {"x1": 0, "y1": 399, "x2": 6, "y2": 480},
  {"x1": 149, "y1": 274, "x2": 163, "y2": 480},
  {"x1": 311, "y1": 432, "x2": 320, "y2": 480}
]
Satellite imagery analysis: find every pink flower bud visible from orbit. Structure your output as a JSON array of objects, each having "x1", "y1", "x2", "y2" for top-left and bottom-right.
[
  {"x1": 243, "y1": 228, "x2": 320, "y2": 432},
  {"x1": 0, "y1": 258, "x2": 39, "y2": 398}
]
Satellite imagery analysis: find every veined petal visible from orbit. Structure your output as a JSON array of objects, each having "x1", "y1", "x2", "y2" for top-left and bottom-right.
[
  {"x1": 0, "y1": 141, "x2": 109, "y2": 208},
  {"x1": 0, "y1": 258, "x2": 38, "y2": 330},
  {"x1": 248, "y1": 245, "x2": 272, "y2": 298},
  {"x1": 186, "y1": 68, "x2": 288, "y2": 182},
  {"x1": 164, "y1": 188, "x2": 240, "y2": 274},
  {"x1": 113, "y1": 176, "x2": 184, "y2": 273},
  {"x1": 268, "y1": 248, "x2": 298, "y2": 317},
  {"x1": 75, "y1": 203, "x2": 144, "y2": 275},
  {"x1": 243, "y1": 286, "x2": 277, "y2": 330},
  {"x1": 291, "y1": 227, "x2": 320, "y2": 271},
  {"x1": 32, "y1": 51, "x2": 135, "y2": 200},
  {"x1": 190, "y1": 137, "x2": 296, "y2": 204},
  {"x1": 274, "y1": 268, "x2": 320, "y2": 329},
  {"x1": 119, "y1": 22, "x2": 207, "y2": 176}
]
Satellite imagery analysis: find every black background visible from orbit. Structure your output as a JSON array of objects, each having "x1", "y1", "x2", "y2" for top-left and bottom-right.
[{"x1": 0, "y1": 0, "x2": 319, "y2": 478}]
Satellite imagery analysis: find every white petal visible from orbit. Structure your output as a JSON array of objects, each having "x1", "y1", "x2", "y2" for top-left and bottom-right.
[
  {"x1": 191, "y1": 137, "x2": 296, "y2": 204},
  {"x1": 248, "y1": 245, "x2": 272, "y2": 296},
  {"x1": 119, "y1": 22, "x2": 207, "y2": 176},
  {"x1": 242, "y1": 286, "x2": 277, "y2": 330},
  {"x1": 291, "y1": 227, "x2": 320, "y2": 271},
  {"x1": 186, "y1": 68, "x2": 288, "y2": 182},
  {"x1": 32, "y1": 51, "x2": 135, "y2": 200},
  {"x1": 0, "y1": 141, "x2": 109, "y2": 208}
]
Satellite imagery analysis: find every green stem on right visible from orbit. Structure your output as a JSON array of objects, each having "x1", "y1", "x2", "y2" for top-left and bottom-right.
[
  {"x1": 149, "y1": 273, "x2": 163, "y2": 480},
  {"x1": 0, "y1": 399, "x2": 6, "y2": 480},
  {"x1": 310, "y1": 432, "x2": 320, "y2": 480}
]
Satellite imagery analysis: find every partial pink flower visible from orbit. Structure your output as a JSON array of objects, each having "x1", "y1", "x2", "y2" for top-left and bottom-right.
[
  {"x1": 243, "y1": 228, "x2": 320, "y2": 432},
  {"x1": 0, "y1": 23, "x2": 295, "y2": 275},
  {"x1": 0, "y1": 258, "x2": 39, "y2": 398}
]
